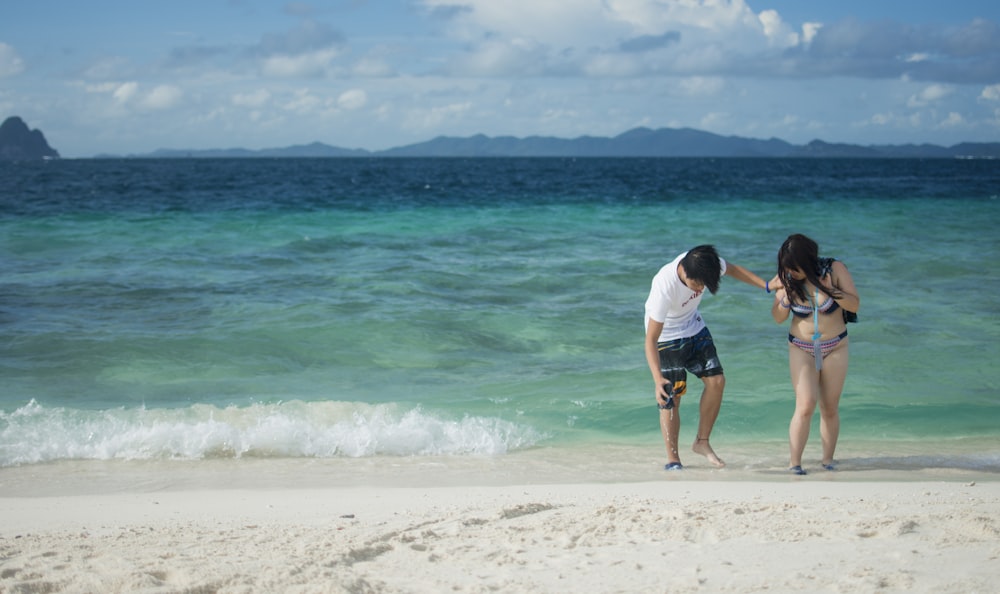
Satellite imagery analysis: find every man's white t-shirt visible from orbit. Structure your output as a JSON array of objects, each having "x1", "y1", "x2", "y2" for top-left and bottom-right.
[{"x1": 644, "y1": 252, "x2": 727, "y2": 342}]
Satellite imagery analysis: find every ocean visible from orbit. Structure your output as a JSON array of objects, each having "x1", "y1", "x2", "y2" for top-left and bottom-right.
[{"x1": 2, "y1": 157, "x2": 998, "y2": 487}]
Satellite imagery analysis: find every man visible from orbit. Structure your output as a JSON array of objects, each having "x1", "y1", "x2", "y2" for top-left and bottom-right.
[{"x1": 644, "y1": 245, "x2": 767, "y2": 470}]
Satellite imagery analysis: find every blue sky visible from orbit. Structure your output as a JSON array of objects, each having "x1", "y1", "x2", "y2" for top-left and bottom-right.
[{"x1": 3, "y1": 0, "x2": 999, "y2": 157}]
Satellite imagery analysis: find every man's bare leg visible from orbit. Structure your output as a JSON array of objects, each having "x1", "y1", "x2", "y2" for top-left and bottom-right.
[
  {"x1": 660, "y1": 405, "x2": 682, "y2": 467},
  {"x1": 692, "y1": 374, "x2": 726, "y2": 467}
]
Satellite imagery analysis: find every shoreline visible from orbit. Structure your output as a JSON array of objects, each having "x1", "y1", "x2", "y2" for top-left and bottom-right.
[
  {"x1": 2, "y1": 479, "x2": 997, "y2": 593},
  {"x1": 2, "y1": 439, "x2": 999, "y2": 498}
]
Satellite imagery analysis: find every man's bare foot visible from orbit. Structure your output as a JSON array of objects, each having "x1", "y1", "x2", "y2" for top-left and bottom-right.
[{"x1": 692, "y1": 438, "x2": 726, "y2": 468}]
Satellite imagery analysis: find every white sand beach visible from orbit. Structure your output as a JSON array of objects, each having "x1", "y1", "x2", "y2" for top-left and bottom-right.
[{"x1": 1, "y1": 457, "x2": 998, "y2": 594}]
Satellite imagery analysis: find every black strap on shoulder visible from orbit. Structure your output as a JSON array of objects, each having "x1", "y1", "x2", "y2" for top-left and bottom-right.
[{"x1": 817, "y1": 257, "x2": 836, "y2": 278}]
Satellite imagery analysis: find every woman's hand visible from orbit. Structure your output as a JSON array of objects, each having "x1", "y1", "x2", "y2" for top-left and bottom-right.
[
  {"x1": 827, "y1": 261, "x2": 861, "y2": 312},
  {"x1": 818, "y1": 269, "x2": 838, "y2": 294}
]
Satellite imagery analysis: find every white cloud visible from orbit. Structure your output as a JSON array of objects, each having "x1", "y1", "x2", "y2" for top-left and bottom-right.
[
  {"x1": 282, "y1": 88, "x2": 324, "y2": 113},
  {"x1": 758, "y1": 9, "x2": 799, "y2": 47},
  {"x1": 801, "y1": 22, "x2": 822, "y2": 44},
  {"x1": 608, "y1": 0, "x2": 754, "y2": 33},
  {"x1": 417, "y1": 0, "x2": 999, "y2": 86},
  {"x1": 870, "y1": 112, "x2": 892, "y2": 126},
  {"x1": 419, "y1": 0, "x2": 807, "y2": 77},
  {"x1": 939, "y1": 112, "x2": 964, "y2": 127},
  {"x1": 981, "y1": 84, "x2": 1000, "y2": 102},
  {"x1": 113, "y1": 82, "x2": 139, "y2": 104},
  {"x1": 860, "y1": 109, "x2": 928, "y2": 133},
  {"x1": 669, "y1": 43, "x2": 727, "y2": 73},
  {"x1": 451, "y1": 37, "x2": 550, "y2": 77},
  {"x1": 84, "y1": 82, "x2": 122, "y2": 94},
  {"x1": 338, "y1": 89, "x2": 367, "y2": 110},
  {"x1": 678, "y1": 76, "x2": 725, "y2": 96},
  {"x1": 256, "y1": 20, "x2": 344, "y2": 56},
  {"x1": 422, "y1": 0, "x2": 619, "y2": 47},
  {"x1": 0, "y1": 42, "x2": 25, "y2": 78},
  {"x1": 404, "y1": 102, "x2": 472, "y2": 132},
  {"x1": 534, "y1": 106, "x2": 583, "y2": 126},
  {"x1": 95, "y1": 81, "x2": 182, "y2": 110},
  {"x1": 141, "y1": 85, "x2": 183, "y2": 110},
  {"x1": 81, "y1": 56, "x2": 132, "y2": 81},
  {"x1": 353, "y1": 57, "x2": 395, "y2": 78},
  {"x1": 700, "y1": 111, "x2": 731, "y2": 130},
  {"x1": 232, "y1": 89, "x2": 272, "y2": 108},
  {"x1": 907, "y1": 84, "x2": 952, "y2": 107},
  {"x1": 260, "y1": 48, "x2": 340, "y2": 78},
  {"x1": 583, "y1": 53, "x2": 641, "y2": 77}
]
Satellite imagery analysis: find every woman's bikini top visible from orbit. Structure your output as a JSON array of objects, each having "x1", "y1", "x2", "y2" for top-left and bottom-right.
[
  {"x1": 789, "y1": 257, "x2": 840, "y2": 318},
  {"x1": 789, "y1": 295, "x2": 839, "y2": 318}
]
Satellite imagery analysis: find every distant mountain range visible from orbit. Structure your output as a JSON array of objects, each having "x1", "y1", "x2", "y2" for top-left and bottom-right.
[
  {"x1": 134, "y1": 141, "x2": 369, "y2": 159},
  {"x1": 3, "y1": 115, "x2": 998, "y2": 160},
  {"x1": 131, "y1": 127, "x2": 1000, "y2": 159}
]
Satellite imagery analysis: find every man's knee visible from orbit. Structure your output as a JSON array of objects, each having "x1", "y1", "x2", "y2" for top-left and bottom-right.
[{"x1": 701, "y1": 373, "x2": 725, "y2": 391}]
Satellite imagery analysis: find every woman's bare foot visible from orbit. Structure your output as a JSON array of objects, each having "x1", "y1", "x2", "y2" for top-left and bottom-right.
[{"x1": 692, "y1": 438, "x2": 726, "y2": 468}]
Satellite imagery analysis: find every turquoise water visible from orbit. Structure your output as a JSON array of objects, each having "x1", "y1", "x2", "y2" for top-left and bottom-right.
[{"x1": 1, "y1": 158, "x2": 998, "y2": 473}]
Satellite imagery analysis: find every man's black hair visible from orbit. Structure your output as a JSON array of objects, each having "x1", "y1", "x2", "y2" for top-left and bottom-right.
[{"x1": 680, "y1": 245, "x2": 722, "y2": 294}]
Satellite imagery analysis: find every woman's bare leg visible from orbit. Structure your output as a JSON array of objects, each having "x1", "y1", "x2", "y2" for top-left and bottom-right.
[
  {"x1": 788, "y1": 345, "x2": 820, "y2": 468},
  {"x1": 818, "y1": 339, "x2": 849, "y2": 466}
]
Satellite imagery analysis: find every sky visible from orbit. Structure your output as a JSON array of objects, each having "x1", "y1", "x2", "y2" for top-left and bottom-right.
[{"x1": 3, "y1": 0, "x2": 999, "y2": 157}]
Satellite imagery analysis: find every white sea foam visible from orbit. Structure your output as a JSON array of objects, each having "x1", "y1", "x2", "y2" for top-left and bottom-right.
[{"x1": 0, "y1": 400, "x2": 546, "y2": 466}]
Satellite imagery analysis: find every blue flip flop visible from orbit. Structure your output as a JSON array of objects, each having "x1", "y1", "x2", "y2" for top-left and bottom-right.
[
  {"x1": 789, "y1": 465, "x2": 807, "y2": 475},
  {"x1": 664, "y1": 462, "x2": 684, "y2": 471},
  {"x1": 822, "y1": 463, "x2": 837, "y2": 471}
]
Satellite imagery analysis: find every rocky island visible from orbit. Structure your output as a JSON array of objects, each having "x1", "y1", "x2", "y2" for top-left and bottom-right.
[{"x1": 0, "y1": 116, "x2": 60, "y2": 160}]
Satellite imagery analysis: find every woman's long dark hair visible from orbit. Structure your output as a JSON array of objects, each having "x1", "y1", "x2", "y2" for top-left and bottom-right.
[{"x1": 778, "y1": 234, "x2": 844, "y2": 303}]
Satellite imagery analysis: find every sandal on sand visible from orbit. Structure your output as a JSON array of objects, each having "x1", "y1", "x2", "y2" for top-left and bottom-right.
[
  {"x1": 664, "y1": 462, "x2": 684, "y2": 471},
  {"x1": 789, "y1": 465, "x2": 807, "y2": 475},
  {"x1": 822, "y1": 463, "x2": 837, "y2": 471}
]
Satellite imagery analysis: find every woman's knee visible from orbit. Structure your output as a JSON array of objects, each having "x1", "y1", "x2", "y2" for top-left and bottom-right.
[
  {"x1": 793, "y1": 401, "x2": 816, "y2": 417},
  {"x1": 818, "y1": 402, "x2": 840, "y2": 419}
]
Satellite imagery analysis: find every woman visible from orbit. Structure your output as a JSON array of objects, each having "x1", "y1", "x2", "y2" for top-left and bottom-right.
[{"x1": 771, "y1": 234, "x2": 860, "y2": 475}]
